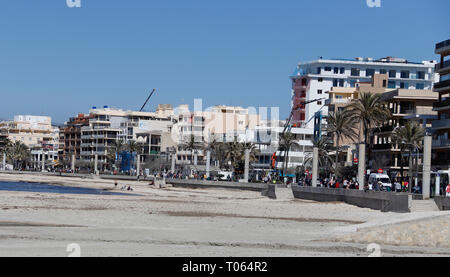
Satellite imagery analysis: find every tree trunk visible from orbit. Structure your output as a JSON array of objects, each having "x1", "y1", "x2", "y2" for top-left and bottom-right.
[{"x1": 408, "y1": 150, "x2": 413, "y2": 193}]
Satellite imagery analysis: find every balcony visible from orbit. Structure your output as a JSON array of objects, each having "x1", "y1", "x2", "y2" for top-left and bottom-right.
[
  {"x1": 433, "y1": 99, "x2": 450, "y2": 110},
  {"x1": 432, "y1": 139, "x2": 450, "y2": 149},
  {"x1": 435, "y1": 39, "x2": 450, "y2": 54},
  {"x1": 435, "y1": 60, "x2": 450, "y2": 74},
  {"x1": 432, "y1": 118, "x2": 450, "y2": 130},
  {"x1": 434, "y1": 79, "x2": 450, "y2": 92},
  {"x1": 372, "y1": 143, "x2": 400, "y2": 152}
]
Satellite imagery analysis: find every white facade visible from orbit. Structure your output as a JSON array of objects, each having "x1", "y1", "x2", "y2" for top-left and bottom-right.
[{"x1": 291, "y1": 57, "x2": 438, "y2": 129}]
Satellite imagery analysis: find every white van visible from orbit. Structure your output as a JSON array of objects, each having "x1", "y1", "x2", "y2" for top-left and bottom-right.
[
  {"x1": 218, "y1": 171, "x2": 233, "y2": 181},
  {"x1": 368, "y1": 173, "x2": 392, "y2": 189}
]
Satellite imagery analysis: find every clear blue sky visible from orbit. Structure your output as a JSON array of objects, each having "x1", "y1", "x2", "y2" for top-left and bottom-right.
[{"x1": 0, "y1": 0, "x2": 449, "y2": 123}]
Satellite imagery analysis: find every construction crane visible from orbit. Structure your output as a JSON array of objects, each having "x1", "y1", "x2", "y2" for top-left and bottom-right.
[
  {"x1": 139, "y1": 89, "x2": 157, "y2": 112},
  {"x1": 271, "y1": 97, "x2": 326, "y2": 171}
]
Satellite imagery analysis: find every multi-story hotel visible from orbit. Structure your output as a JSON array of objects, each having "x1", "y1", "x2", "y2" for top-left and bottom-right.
[
  {"x1": 372, "y1": 88, "x2": 438, "y2": 174},
  {"x1": 432, "y1": 38, "x2": 450, "y2": 169},
  {"x1": 80, "y1": 107, "x2": 174, "y2": 163},
  {"x1": 291, "y1": 57, "x2": 438, "y2": 129},
  {"x1": 60, "y1": 113, "x2": 91, "y2": 162},
  {"x1": 0, "y1": 115, "x2": 60, "y2": 169}
]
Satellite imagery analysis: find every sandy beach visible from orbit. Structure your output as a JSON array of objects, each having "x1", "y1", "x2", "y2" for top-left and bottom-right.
[{"x1": 0, "y1": 172, "x2": 449, "y2": 257}]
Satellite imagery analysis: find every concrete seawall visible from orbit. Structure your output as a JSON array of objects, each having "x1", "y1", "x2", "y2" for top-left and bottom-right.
[
  {"x1": 292, "y1": 186, "x2": 410, "y2": 213},
  {"x1": 166, "y1": 178, "x2": 266, "y2": 192},
  {"x1": 434, "y1": 196, "x2": 450, "y2": 211}
]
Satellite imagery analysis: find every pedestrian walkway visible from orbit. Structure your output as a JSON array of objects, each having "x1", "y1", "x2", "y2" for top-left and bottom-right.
[{"x1": 410, "y1": 199, "x2": 440, "y2": 212}]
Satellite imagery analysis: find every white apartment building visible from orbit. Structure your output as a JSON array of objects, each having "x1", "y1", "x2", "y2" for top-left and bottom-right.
[
  {"x1": 291, "y1": 57, "x2": 438, "y2": 129},
  {"x1": 0, "y1": 115, "x2": 60, "y2": 169},
  {"x1": 80, "y1": 107, "x2": 174, "y2": 162}
]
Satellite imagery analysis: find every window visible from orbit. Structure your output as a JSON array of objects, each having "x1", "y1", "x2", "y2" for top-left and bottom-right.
[
  {"x1": 416, "y1": 83, "x2": 425, "y2": 90},
  {"x1": 318, "y1": 78, "x2": 323, "y2": 82},
  {"x1": 366, "y1": 69, "x2": 375, "y2": 77},
  {"x1": 317, "y1": 101, "x2": 322, "y2": 105},
  {"x1": 388, "y1": 81, "x2": 396, "y2": 88},
  {"x1": 389, "y1": 70, "x2": 396, "y2": 78},
  {"x1": 340, "y1": 67, "x2": 345, "y2": 74},
  {"x1": 351, "y1": 68, "x2": 360, "y2": 77},
  {"x1": 417, "y1": 71, "x2": 425, "y2": 80},
  {"x1": 400, "y1": 82, "x2": 409, "y2": 89},
  {"x1": 380, "y1": 69, "x2": 387, "y2": 74},
  {"x1": 401, "y1": 70, "x2": 410, "y2": 79},
  {"x1": 339, "y1": 79, "x2": 344, "y2": 87},
  {"x1": 333, "y1": 79, "x2": 338, "y2": 86},
  {"x1": 333, "y1": 67, "x2": 339, "y2": 74},
  {"x1": 317, "y1": 67, "x2": 321, "y2": 74},
  {"x1": 383, "y1": 80, "x2": 387, "y2": 88},
  {"x1": 325, "y1": 67, "x2": 332, "y2": 71},
  {"x1": 318, "y1": 89, "x2": 323, "y2": 94},
  {"x1": 350, "y1": 80, "x2": 356, "y2": 87}
]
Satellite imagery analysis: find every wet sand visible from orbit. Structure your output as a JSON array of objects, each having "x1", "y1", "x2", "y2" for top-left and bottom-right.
[{"x1": 0, "y1": 173, "x2": 449, "y2": 257}]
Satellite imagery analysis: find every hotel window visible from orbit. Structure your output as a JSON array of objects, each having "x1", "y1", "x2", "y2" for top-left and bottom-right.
[
  {"x1": 333, "y1": 79, "x2": 338, "y2": 86},
  {"x1": 318, "y1": 78, "x2": 323, "y2": 82},
  {"x1": 388, "y1": 81, "x2": 396, "y2": 88},
  {"x1": 333, "y1": 67, "x2": 339, "y2": 74},
  {"x1": 339, "y1": 79, "x2": 344, "y2": 87},
  {"x1": 317, "y1": 101, "x2": 322, "y2": 105},
  {"x1": 366, "y1": 69, "x2": 375, "y2": 77},
  {"x1": 389, "y1": 70, "x2": 396, "y2": 78},
  {"x1": 380, "y1": 69, "x2": 387, "y2": 74},
  {"x1": 351, "y1": 68, "x2": 360, "y2": 77},
  {"x1": 317, "y1": 67, "x2": 321, "y2": 74},
  {"x1": 400, "y1": 82, "x2": 408, "y2": 89},
  {"x1": 401, "y1": 70, "x2": 410, "y2": 79},
  {"x1": 318, "y1": 89, "x2": 323, "y2": 94},
  {"x1": 340, "y1": 67, "x2": 345, "y2": 74},
  {"x1": 325, "y1": 67, "x2": 332, "y2": 71},
  {"x1": 416, "y1": 83, "x2": 425, "y2": 89},
  {"x1": 417, "y1": 71, "x2": 425, "y2": 80}
]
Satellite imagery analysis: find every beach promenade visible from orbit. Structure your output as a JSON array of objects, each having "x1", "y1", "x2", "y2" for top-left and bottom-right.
[{"x1": 0, "y1": 173, "x2": 448, "y2": 257}]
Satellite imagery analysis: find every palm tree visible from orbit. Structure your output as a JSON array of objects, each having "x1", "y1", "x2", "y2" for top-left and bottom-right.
[
  {"x1": 304, "y1": 137, "x2": 334, "y2": 175},
  {"x1": 279, "y1": 132, "x2": 299, "y2": 179},
  {"x1": 347, "y1": 92, "x2": 391, "y2": 170},
  {"x1": 108, "y1": 140, "x2": 125, "y2": 170},
  {"x1": 241, "y1": 141, "x2": 259, "y2": 163},
  {"x1": 6, "y1": 141, "x2": 30, "y2": 170},
  {"x1": 225, "y1": 138, "x2": 243, "y2": 176},
  {"x1": 326, "y1": 109, "x2": 358, "y2": 173},
  {"x1": 182, "y1": 135, "x2": 203, "y2": 164},
  {"x1": 127, "y1": 140, "x2": 143, "y2": 154},
  {"x1": 203, "y1": 138, "x2": 227, "y2": 168},
  {"x1": 391, "y1": 121, "x2": 425, "y2": 193}
]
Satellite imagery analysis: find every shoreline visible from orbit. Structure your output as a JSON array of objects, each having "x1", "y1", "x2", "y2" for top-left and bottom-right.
[{"x1": 0, "y1": 172, "x2": 449, "y2": 256}]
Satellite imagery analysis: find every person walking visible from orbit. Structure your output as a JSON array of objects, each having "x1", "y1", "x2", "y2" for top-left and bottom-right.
[{"x1": 446, "y1": 183, "x2": 450, "y2": 197}]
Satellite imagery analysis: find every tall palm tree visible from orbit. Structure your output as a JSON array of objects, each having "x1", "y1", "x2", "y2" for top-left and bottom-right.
[
  {"x1": 108, "y1": 140, "x2": 125, "y2": 170},
  {"x1": 241, "y1": 141, "x2": 259, "y2": 164},
  {"x1": 203, "y1": 138, "x2": 227, "y2": 168},
  {"x1": 6, "y1": 141, "x2": 30, "y2": 170},
  {"x1": 225, "y1": 138, "x2": 243, "y2": 176},
  {"x1": 127, "y1": 140, "x2": 143, "y2": 154},
  {"x1": 391, "y1": 121, "x2": 425, "y2": 193},
  {"x1": 182, "y1": 135, "x2": 203, "y2": 164},
  {"x1": 326, "y1": 109, "x2": 358, "y2": 173},
  {"x1": 347, "y1": 92, "x2": 391, "y2": 170},
  {"x1": 304, "y1": 137, "x2": 334, "y2": 175},
  {"x1": 279, "y1": 132, "x2": 299, "y2": 178}
]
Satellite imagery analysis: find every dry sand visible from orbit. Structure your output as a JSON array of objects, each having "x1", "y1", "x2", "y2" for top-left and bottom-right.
[{"x1": 0, "y1": 173, "x2": 449, "y2": 257}]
